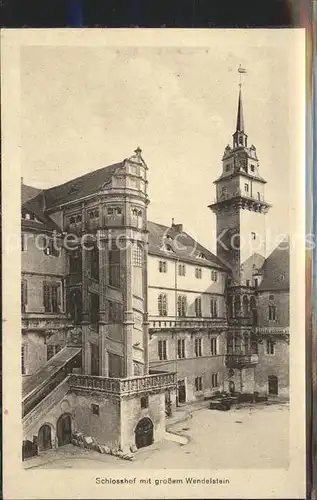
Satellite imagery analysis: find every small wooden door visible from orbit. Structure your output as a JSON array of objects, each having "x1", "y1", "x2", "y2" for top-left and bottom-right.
[
  {"x1": 178, "y1": 380, "x2": 186, "y2": 404},
  {"x1": 135, "y1": 418, "x2": 154, "y2": 449},
  {"x1": 38, "y1": 424, "x2": 52, "y2": 451},
  {"x1": 268, "y1": 375, "x2": 278, "y2": 395},
  {"x1": 57, "y1": 414, "x2": 72, "y2": 447}
]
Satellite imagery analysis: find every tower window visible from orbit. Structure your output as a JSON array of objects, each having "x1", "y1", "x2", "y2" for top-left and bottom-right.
[
  {"x1": 210, "y1": 337, "x2": 217, "y2": 355},
  {"x1": 268, "y1": 305, "x2": 277, "y2": 321},
  {"x1": 244, "y1": 183, "x2": 249, "y2": 193},
  {"x1": 257, "y1": 192, "x2": 261, "y2": 200},
  {"x1": 251, "y1": 232, "x2": 256, "y2": 240},
  {"x1": 251, "y1": 165, "x2": 255, "y2": 172},
  {"x1": 133, "y1": 243, "x2": 143, "y2": 267},
  {"x1": 177, "y1": 295, "x2": 187, "y2": 317},
  {"x1": 225, "y1": 165, "x2": 230, "y2": 172},
  {"x1": 211, "y1": 270, "x2": 218, "y2": 282},
  {"x1": 177, "y1": 338, "x2": 186, "y2": 359}
]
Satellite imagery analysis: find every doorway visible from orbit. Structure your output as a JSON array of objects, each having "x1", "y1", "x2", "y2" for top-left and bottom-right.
[
  {"x1": 57, "y1": 413, "x2": 72, "y2": 447},
  {"x1": 268, "y1": 375, "x2": 278, "y2": 396},
  {"x1": 135, "y1": 417, "x2": 154, "y2": 449},
  {"x1": 38, "y1": 424, "x2": 52, "y2": 452},
  {"x1": 178, "y1": 380, "x2": 186, "y2": 404},
  {"x1": 229, "y1": 380, "x2": 235, "y2": 394}
]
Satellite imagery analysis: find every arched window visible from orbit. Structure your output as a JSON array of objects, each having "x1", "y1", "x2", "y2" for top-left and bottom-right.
[
  {"x1": 268, "y1": 304, "x2": 277, "y2": 320},
  {"x1": 227, "y1": 295, "x2": 233, "y2": 318},
  {"x1": 234, "y1": 295, "x2": 241, "y2": 316},
  {"x1": 242, "y1": 295, "x2": 249, "y2": 317},
  {"x1": 257, "y1": 192, "x2": 261, "y2": 200},
  {"x1": 243, "y1": 333, "x2": 249, "y2": 354},
  {"x1": 158, "y1": 294, "x2": 168, "y2": 316}
]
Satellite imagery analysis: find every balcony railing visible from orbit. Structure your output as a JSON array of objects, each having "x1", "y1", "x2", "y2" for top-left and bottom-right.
[
  {"x1": 228, "y1": 317, "x2": 255, "y2": 326},
  {"x1": 149, "y1": 317, "x2": 227, "y2": 330},
  {"x1": 225, "y1": 354, "x2": 259, "y2": 368},
  {"x1": 255, "y1": 326, "x2": 289, "y2": 336},
  {"x1": 69, "y1": 372, "x2": 176, "y2": 397}
]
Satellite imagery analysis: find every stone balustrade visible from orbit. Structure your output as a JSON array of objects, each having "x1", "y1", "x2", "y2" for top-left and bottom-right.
[
  {"x1": 69, "y1": 372, "x2": 176, "y2": 397},
  {"x1": 149, "y1": 318, "x2": 227, "y2": 330},
  {"x1": 255, "y1": 326, "x2": 289, "y2": 336},
  {"x1": 225, "y1": 354, "x2": 259, "y2": 368}
]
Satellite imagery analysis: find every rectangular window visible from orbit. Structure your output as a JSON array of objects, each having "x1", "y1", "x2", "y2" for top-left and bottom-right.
[
  {"x1": 177, "y1": 339, "x2": 186, "y2": 359},
  {"x1": 158, "y1": 294, "x2": 168, "y2": 316},
  {"x1": 141, "y1": 396, "x2": 149, "y2": 409},
  {"x1": 251, "y1": 232, "x2": 256, "y2": 240},
  {"x1": 44, "y1": 239, "x2": 59, "y2": 257},
  {"x1": 266, "y1": 340, "x2": 275, "y2": 355},
  {"x1": 178, "y1": 263, "x2": 186, "y2": 276},
  {"x1": 91, "y1": 404, "x2": 100, "y2": 416},
  {"x1": 195, "y1": 267, "x2": 202, "y2": 279},
  {"x1": 21, "y1": 233, "x2": 26, "y2": 251},
  {"x1": 210, "y1": 337, "x2": 217, "y2": 355},
  {"x1": 195, "y1": 338, "x2": 202, "y2": 357},
  {"x1": 212, "y1": 373, "x2": 219, "y2": 388},
  {"x1": 195, "y1": 376, "x2": 203, "y2": 392},
  {"x1": 159, "y1": 261, "x2": 167, "y2": 273},
  {"x1": 133, "y1": 244, "x2": 143, "y2": 267},
  {"x1": 21, "y1": 280, "x2": 28, "y2": 312},
  {"x1": 109, "y1": 247, "x2": 121, "y2": 288},
  {"x1": 177, "y1": 295, "x2": 187, "y2": 317},
  {"x1": 108, "y1": 300, "x2": 123, "y2": 323},
  {"x1": 158, "y1": 340, "x2": 167, "y2": 360},
  {"x1": 195, "y1": 297, "x2": 202, "y2": 317},
  {"x1": 211, "y1": 270, "x2": 218, "y2": 282},
  {"x1": 244, "y1": 183, "x2": 249, "y2": 193},
  {"x1": 210, "y1": 298, "x2": 218, "y2": 318},
  {"x1": 21, "y1": 345, "x2": 27, "y2": 375},
  {"x1": 246, "y1": 279, "x2": 250, "y2": 286},
  {"x1": 250, "y1": 165, "x2": 255, "y2": 172},
  {"x1": 43, "y1": 282, "x2": 61, "y2": 313}
]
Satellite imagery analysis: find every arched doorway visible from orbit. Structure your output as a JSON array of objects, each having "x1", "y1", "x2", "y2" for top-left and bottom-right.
[
  {"x1": 229, "y1": 380, "x2": 235, "y2": 394},
  {"x1": 38, "y1": 424, "x2": 52, "y2": 452},
  {"x1": 135, "y1": 417, "x2": 154, "y2": 449},
  {"x1": 57, "y1": 413, "x2": 72, "y2": 447}
]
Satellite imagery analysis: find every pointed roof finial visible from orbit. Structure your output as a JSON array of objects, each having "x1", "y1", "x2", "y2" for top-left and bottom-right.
[{"x1": 134, "y1": 146, "x2": 142, "y2": 157}]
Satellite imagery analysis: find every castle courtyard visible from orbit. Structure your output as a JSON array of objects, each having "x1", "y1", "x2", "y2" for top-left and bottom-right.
[{"x1": 26, "y1": 402, "x2": 289, "y2": 470}]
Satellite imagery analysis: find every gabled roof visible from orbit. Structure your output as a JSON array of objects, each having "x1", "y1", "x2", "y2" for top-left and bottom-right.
[
  {"x1": 43, "y1": 162, "x2": 123, "y2": 209},
  {"x1": 22, "y1": 186, "x2": 61, "y2": 233},
  {"x1": 147, "y1": 221, "x2": 228, "y2": 271},
  {"x1": 257, "y1": 237, "x2": 290, "y2": 292},
  {"x1": 21, "y1": 183, "x2": 42, "y2": 204}
]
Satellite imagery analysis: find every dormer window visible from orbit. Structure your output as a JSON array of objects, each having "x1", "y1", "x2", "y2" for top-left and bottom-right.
[
  {"x1": 251, "y1": 165, "x2": 255, "y2": 172},
  {"x1": 198, "y1": 252, "x2": 206, "y2": 259},
  {"x1": 244, "y1": 183, "x2": 249, "y2": 193},
  {"x1": 165, "y1": 244, "x2": 174, "y2": 252},
  {"x1": 88, "y1": 208, "x2": 99, "y2": 219},
  {"x1": 225, "y1": 165, "x2": 230, "y2": 172},
  {"x1": 251, "y1": 232, "x2": 256, "y2": 240}
]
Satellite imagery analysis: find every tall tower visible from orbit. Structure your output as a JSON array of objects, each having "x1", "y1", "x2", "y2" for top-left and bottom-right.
[{"x1": 209, "y1": 75, "x2": 271, "y2": 286}]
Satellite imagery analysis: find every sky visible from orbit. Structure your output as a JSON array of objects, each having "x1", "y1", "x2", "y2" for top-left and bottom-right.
[{"x1": 20, "y1": 30, "x2": 304, "y2": 255}]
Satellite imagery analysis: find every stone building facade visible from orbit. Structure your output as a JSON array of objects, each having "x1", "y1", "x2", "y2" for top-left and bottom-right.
[{"x1": 21, "y1": 88, "x2": 290, "y2": 458}]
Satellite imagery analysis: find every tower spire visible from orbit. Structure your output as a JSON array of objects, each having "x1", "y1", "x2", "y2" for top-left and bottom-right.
[
  {"x1": 236, "y1": 87, "x2": 244, "y2": 132},
  {"x1": 233, "y1": 65, "x2": 247, "y2": 148}
]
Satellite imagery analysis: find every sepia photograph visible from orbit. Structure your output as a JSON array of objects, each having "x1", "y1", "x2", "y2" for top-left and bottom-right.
[{"x1": 2, "y1": 28, "x2": 306, "y2": 499}]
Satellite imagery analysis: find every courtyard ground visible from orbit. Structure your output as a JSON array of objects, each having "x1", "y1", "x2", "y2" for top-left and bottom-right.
[{"x1": 24, "y1": 401, "x2": 289, "y2": 470}]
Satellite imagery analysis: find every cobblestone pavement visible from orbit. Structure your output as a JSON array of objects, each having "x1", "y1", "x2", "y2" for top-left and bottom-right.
[{"x1": 25, "y1": 401, "x2": 289, "y2": 470}]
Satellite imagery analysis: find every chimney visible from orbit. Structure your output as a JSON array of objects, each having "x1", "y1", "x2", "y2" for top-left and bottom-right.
[{"x1": 171, "y1": 219, "x2": 183, "y2": 233}]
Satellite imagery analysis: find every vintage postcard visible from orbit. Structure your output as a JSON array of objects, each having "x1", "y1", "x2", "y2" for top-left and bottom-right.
[{"x1": 2, "y1": 28, "x2": 306, "y2": 499}]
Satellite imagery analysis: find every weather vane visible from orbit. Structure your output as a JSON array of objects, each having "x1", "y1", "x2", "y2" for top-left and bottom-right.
[{"x1": 238, "y1": 64, "x2": 247, "y2": 87}]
